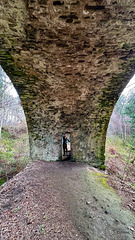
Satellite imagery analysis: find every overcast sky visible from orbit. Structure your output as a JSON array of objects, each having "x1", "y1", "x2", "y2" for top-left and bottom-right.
[{"x1": 122, "y1": 74, "x2": 135, "y2": 95}]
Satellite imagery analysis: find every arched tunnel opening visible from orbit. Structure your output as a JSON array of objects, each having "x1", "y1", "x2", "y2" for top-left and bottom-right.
[
  {"x1": 105, "y1": 74, "x2": 135, "y2": 169},
  {"x1": 0, "y1": 66, "x2": 29, "y2": 185},
  {"x1": 105, "y1": 74, "x2": 135, "y2": 207}
]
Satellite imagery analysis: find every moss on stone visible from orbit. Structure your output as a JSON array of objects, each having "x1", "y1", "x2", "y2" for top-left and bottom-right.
[
  {"x1": 93, "y1": 57, "x2": 135, "y2": 166},
  {"x1": 91, "y1": 172, "x2": 113, "y2": 191},
  {"x1": 99, "y1": 57, "x2": 135, "y2": 109}
]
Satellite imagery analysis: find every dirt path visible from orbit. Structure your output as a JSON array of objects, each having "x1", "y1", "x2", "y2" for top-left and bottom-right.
[{"x1": 0, "y1": 161, "x2": 135, "y2": 240}]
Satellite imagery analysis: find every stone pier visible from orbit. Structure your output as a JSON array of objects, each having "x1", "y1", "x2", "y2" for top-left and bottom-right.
[{"x1": 0, "y1": 0, "x2": 135, "y2": 166}]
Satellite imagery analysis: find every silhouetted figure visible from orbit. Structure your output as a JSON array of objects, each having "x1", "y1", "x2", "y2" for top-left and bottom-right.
[{"x1": 63, "y1": 135, "x2": 70, "y2": 156}]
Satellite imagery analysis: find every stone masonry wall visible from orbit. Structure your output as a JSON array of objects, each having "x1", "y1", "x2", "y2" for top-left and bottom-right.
[{"x1": 0, "y1": 0, "x2": 135, "y2": 165}]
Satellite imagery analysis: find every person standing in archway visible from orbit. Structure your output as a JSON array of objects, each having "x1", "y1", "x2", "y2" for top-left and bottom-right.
[{"x1": 63, "y1": 134, "x2": 70, "y2": 156}]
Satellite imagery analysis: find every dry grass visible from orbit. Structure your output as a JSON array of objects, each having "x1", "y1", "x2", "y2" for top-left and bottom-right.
[{"x1": 105, "y1": 136, "x2": 135, "y2": 213}]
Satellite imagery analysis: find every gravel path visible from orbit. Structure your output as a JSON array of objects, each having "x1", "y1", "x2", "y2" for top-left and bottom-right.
[{"x1": 0, "y1": 161, "x2": 135, "y2": 240}]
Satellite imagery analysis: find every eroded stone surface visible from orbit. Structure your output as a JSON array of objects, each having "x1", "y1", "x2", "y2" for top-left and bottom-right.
[{"x1": 0, "y1": 0, "x2": 135, "y2": 164}]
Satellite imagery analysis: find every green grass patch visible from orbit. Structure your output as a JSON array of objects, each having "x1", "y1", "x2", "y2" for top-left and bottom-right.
[
  {"x1": 0, "y1": 178, "x2": 6, "y2": 186},
  {"x1": 106, "y1": 136, "x2": 135, "y2": 163},
  {"x1": 91, "y1": 172, "x2": 114, "y2": 191},
  {"x1": 0, "y1": 129, "x2": 30, "y2": 179}
]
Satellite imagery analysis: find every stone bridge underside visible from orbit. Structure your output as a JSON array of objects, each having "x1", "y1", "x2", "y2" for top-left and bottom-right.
[{"x1": 0, "y1": 0, "x2": 135, "y2": 166}]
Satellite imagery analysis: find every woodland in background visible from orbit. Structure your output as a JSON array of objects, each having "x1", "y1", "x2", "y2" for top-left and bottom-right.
[
  {"x1": 107, "y1": 88, "x2": 135, "y2": 164},
  {"x1": 106, "y1": 88, "x2": 135, "y2": 213},
  {"x1": 0, "y1": 66, "x2": 27, "y2": 138},
  {"x1": 0, "y1": 66, "x2": 29, "y2": 184}
]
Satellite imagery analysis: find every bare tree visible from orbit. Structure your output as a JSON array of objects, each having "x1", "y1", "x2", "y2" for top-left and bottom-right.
[
  {"x1": 108, "y1": 94, "x2": 131, "y2": 141},
  {"x1": 0, "y1": 66, "x2": 27, "y2": 139}
]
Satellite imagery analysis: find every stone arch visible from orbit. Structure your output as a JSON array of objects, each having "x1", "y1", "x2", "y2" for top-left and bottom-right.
[
  {"x1": 96, "y1": 63, "x2": 135, "y2": 163},
  {"x1": 104, "y1": 74, "x2": 135, "y2": 174},
  {"x1": 0, "y1": 0, "x2": 135, "y2": 166}
]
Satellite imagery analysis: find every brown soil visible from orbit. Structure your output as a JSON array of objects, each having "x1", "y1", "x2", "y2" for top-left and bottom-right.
[
  {"x1": 0, "y1": 161, "x2": 135, "y2": 240},
  {"x1": 106, "y1": 150, "x2": 135, "y2": 213}
]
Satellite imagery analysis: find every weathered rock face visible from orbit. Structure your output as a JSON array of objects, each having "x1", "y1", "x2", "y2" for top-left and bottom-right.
[{"x1": 0, "y1": 0, "x2": 135, "y2": 165}]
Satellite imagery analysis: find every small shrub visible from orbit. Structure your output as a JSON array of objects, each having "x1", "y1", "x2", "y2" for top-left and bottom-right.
[
  {"x1": 0, "y1": 178, "x2": 6, "y2": 186},
  {"x1": 6, "y1": 147, "x2": 12, "y2": 152},
  {"x1": 100, "y1": 164, "x2": 106, "y2": 170}
]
